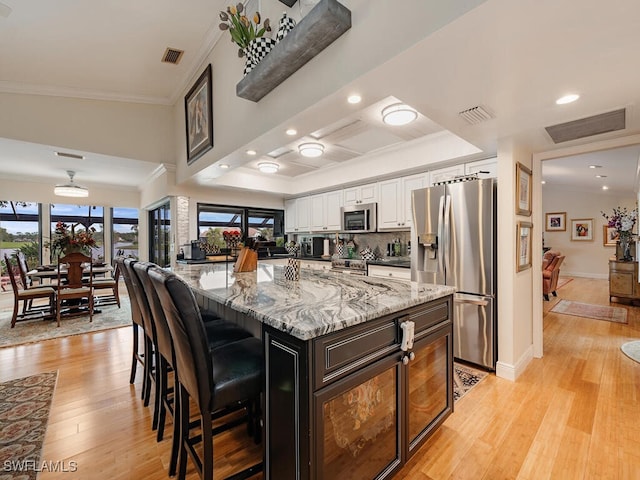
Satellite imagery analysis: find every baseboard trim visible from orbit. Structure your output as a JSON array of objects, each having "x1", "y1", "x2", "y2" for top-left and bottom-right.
[
  {"x1": 562, "y1": 271, "x2": 608, "y2": 280},
  {"x1": 495, "y1": 345, "x2": 534, "y2": 381}
]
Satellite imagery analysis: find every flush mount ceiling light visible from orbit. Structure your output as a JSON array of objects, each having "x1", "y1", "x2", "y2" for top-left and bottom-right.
[
  {"x1": 556, "y1": 94, "x2": 580, "y2": 105},
  {"x1": 54, "y1": 170, "x2": 88, "y2": 198},
  {"x1": 258, "y1": 161, "x2": 279, "y2": 174},
  {"x1": 381, "y1": 103, "x2": 418, "y2": 126},
  {"x1": 298, "y1": 142, "x2": 324, "y2": 158}
]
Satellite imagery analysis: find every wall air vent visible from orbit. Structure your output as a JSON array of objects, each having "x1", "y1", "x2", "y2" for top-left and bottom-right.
[
  {"x1": 162, "y1": 47, "x2": 184, "y2": 65},
  {"x1": 458, "y1": 105, "x2": 494, "y2": 125},
  {"x1": 545, "y1": 108, "x2": 626, "y2": 143},
  {"x1": 55, "y1": 151, "x2": 85, "y2": 160}
]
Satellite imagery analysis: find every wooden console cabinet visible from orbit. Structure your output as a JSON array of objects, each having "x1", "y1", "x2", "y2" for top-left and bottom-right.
[{"x1": 609, "y1": 259, "x2": 639, "y2": 302}]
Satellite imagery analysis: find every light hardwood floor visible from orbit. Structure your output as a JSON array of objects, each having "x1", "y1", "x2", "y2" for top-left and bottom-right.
[{"x1": 0, "y1": 277, "x2": 639, "y2": 479}]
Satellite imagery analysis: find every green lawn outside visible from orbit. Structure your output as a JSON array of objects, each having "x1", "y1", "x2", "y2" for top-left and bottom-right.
[{"x1": 0, "y1": 241, "x2": 25, "y2": 248}]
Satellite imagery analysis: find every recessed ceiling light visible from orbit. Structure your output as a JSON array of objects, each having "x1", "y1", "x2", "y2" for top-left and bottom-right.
[
  {"x1": 589, "y1": 165, "x2": 602, "y2": 169},
  {"x1": 347, "y1": 94, "x2": 362, "y2": 104},
  {"x1": 246, "y1": 149, "x2": 257, "y2": 156},
  {"x1": 382, "y1": 103, "x2": 418, "y2": 126},
  {"x1": 556, "y1": 94, "x2": 580, "y2": 105},
  {"x1": 219, "y1": 163, "x2": 230, "y2": 169},
  {"x1": 602, "y1": 185, "x2": 609, "y2": 190},
  {"x1": 258, "y1": 161, "x2": 279, "y2": 174},
  {"x1": 541, "y1": 180, "x2": 546, "y2": 184},
  {"x1": 286, "y1": 128, "x2": 297, "y2": 136},
  {"x1": 595, "y1": 175, "x2": 607, "y2": 178},
  {"x1": 298, "y1": 142, "x2": 324, "y2": 158}
]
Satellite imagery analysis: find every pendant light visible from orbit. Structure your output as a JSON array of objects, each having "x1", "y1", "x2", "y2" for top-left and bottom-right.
[{"x1": 54, "y1": 170, "x2": 89, "y2": 197}]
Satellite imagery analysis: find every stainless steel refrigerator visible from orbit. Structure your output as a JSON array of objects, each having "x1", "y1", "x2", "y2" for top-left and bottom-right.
[{"x1": 410, "y1": 178, "x2": 497, "y2": 369}]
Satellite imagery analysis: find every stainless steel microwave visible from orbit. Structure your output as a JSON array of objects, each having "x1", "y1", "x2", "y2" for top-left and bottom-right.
[{"x1": 340, "y1": 203, "x2": 377, "y2": 233}]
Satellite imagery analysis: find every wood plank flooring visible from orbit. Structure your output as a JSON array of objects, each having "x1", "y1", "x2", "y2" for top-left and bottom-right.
[{"x1": 0, "y1": 277, "x2": 639, "y2": 479}]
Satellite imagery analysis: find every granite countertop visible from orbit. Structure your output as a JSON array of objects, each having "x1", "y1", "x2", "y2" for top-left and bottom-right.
[{"x1": 172, "y1": 261, "x2": 454, "y2": 341}]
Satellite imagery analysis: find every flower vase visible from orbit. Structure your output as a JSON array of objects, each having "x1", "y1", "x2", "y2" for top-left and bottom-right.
[
  {"x1": 243, "y1": 37, "x2": 277, "y2": 76},
  {"x1": 617, "y1": 235, "x2": 634, "y2": 261}
]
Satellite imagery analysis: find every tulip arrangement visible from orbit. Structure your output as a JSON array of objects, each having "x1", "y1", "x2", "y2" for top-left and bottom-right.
[{"x1": 219, "y1": 3, "x2": 272, "y2": 57}]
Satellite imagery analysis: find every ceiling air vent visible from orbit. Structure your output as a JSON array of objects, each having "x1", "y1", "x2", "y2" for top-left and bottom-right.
[
  {"x1": 55, "y1": 151, "x2": 85, "y2": 160},
  {"x1": 458, "y1": 105, "x2": 494, "y2": 125},
  {"x1": 545, "y1": 108, "x2": 626, "y2": 143},
  {"x1": 162, "y1": 47, "x2": 184, "y2": 65}
]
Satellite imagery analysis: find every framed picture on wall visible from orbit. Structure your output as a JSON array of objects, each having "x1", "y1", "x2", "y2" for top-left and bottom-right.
[
  {"x1": 516, "y1": 162, "x2": 532, "y2": 216},
  {"x1": 545, "y1": 212, "x2": 566, "y2": 231},
  {"x1": 570, "y1": 218, "x2": 593, "y2": 241},
  {"x1": 185, "y1": 64, "x2": 213, "y2": 164},
  {"x1": 516, "y1": 221, "x2": 533, "y2": 272},
  {"x1": 603, "y1": 225, "x2": 619, "y2": 246}
]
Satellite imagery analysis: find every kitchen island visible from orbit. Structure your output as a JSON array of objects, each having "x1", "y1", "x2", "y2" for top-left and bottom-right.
[{"x1": 172, "y1": 261, "x2": 456, "y2": 480}]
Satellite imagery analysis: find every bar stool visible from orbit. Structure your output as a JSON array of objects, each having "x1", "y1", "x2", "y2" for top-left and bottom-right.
[{"x1": 148, "y1": 267, "x2": 263, "y2": 480}]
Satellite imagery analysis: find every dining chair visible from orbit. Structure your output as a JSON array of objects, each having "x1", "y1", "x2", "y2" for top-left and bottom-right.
[
  {"x1": 4, "y1": 253, "x2": 56, "y2": 328},
  {"x1": 92, "y1": 259, "x2": 121, "y2": 307},
  {"x1": 55, "y1": 251, "x2": 94, "y2": 327}
]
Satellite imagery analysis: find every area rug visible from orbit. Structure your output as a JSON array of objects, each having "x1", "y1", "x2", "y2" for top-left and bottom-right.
[
  {"x1": 621, "y1": 340, "x2": 640, "y2": 363},
  {"x1": 0, "y1": 299, "x2": 132, "y2": 348},
  {"x1": 556, "y1": 277, "x2": 573, "y2": 289},
  {"x1": 453, "y1": 363, "x2": 488, "y2": 402},
  {"x1": 550, "y1": 300, "x2": 628, "y2": 324},
  {"x1": 0, "y1": 371, "x2": 58, "y2": 480}
]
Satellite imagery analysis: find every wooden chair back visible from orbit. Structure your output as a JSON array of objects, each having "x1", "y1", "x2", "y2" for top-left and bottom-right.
[
  {"x1": 57, "y1": 251, "x2": 93, "y2": 288},
  {"x1": 3, "y1": 253, "x2": 21, "y2": 295},
  {"x1": 16, "y1": 252, "x2": 32, "y2": 289}
]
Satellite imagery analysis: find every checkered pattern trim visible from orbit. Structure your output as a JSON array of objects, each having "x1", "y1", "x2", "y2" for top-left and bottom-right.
[{"x1": 276, "y1": 14, "x2": 297, "y2": 42}]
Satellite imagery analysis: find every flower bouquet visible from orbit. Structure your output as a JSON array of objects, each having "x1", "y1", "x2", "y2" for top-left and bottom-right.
[
  {"x1": 47, "y1": 221, "x2": 97, "y2": 258},
  {"x1": 602, "y1": 206, "x2": 638, "y2": 261}
]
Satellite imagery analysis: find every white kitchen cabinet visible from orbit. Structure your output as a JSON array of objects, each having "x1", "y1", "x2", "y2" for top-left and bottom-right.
[
  {"x1": 378, "y1": 173, "x2": 428, "y2": 230},
  {"x1": 310, "y1": 190, "x2": 342, "y2": 232},
  {"x1": 465, "y1": 157, "x2": 497, "y2": 179},
  {"x1": 367, "y1": 264, "x2": 411, "y2": 281},
  {"x1": 343, "y1": 182, "x2": 378, "y2": 206},
  {"x1": 285, "y1": 197, "x2": 310, "y2": 233},
  {"x1": 429, "y1": 165, "x2": 465, "y2": 186}
]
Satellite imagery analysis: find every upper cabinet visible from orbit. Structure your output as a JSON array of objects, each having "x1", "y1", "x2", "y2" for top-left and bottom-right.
[
  {"x1": 343, "y1": 182, "x2": 378, "y2": 206},
  {"x1": 429, "y1": 165, "x2": 465, "y2": 186},
  {"x1": 285, "y1": 196, "x2": 311, "y2": 233},
  {"x1": 465, "y1": 158, "x2": 497, "y2": 179},
  {"x1": 310, "y1": 190, "x2": 343, "y2": 232},
  {"x1": 378, "y1": 173, "x2": 428, "y2": 230}
]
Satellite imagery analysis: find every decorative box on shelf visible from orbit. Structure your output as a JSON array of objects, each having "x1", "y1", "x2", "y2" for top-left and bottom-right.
[{"x1": 236, "y1": 0, "x2": 351, "y2": 102}]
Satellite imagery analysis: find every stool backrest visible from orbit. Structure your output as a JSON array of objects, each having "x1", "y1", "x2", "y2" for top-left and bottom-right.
[
  {"x1": 148, "y1": 267, "x2": 212, "y2": 411},
  {"x1": 117, "y1": 257, "x2": 143, "y2": 328},
  {"x1": 124, "y1": 258, "x2": 155, "y2": 340}
]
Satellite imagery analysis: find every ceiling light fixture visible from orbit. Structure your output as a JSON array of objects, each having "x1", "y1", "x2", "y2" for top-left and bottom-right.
[
  {"x1": 541, "y1": 180, "x2": 546, "y2": 184},
  {"x1": 556, "y1": 94, "x2": 580, "y2": 105},
  {"x1": 347, "y1": 94, "x2": 362, "y2": 104},
  {"x1": 54, "y1": 170, "x2": 88, "y2": 198},
  {"x1": 219, "y1": 163, "x2": 230, "y2": 169},
  {"x1": 589, "y1": 165, "x2": 602, "y2": 169},
  {"x1": 602, "y1": 185, "x2": 609, "y2": 190},
  {"x1": 258, "y1": 161, "x2": 279, "y2": 174},
  {"x1": 595, "y1": 175, "x2": 607, "y2": 178},
  {"x1": 246, "y1": 149, "x2": 257, "y2": 156},
  {"x1": 286, "y1": 128, "x2": 297, "y2": 136},
  {"x1": 298, "y1": 142, "x2": 324, "y2": 158},
  {"x1": 382, "y1": 103, "x2": 418, "y2": 126}
]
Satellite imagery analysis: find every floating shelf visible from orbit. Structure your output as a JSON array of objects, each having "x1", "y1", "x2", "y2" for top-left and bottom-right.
[{"x1": 236, "y1": 0, "x2": 351, "y2": 102}]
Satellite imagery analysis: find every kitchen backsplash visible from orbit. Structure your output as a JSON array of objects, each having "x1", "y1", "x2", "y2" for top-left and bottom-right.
[{"x1": 294, "y1": 231, "x2": 411, "y2": 259}]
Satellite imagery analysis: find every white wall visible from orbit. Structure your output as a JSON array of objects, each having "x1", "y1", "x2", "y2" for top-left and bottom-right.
[{"x1": 542, "y1": 186, "x2": 635, "y2": 278}]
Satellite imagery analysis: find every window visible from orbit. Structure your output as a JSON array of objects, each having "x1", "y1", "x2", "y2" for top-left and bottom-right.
[
  {"x1": 50, "y1": 204, "x2": 105, "y2": 261},
  {"x1": 112, "y1": 207, "x2": 139, "y2": 259},
  {"x1": 149, "y1": 202, "x2": 170, "y2": 267},
  {"x1": 197, "y1": 204, "x2": 284, "y2": 249},
  {"x1": 0, "y1": 200, "x2": 41, "y2": 270}
]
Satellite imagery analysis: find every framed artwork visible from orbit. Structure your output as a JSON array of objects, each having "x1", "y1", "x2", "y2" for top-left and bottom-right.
[
  {"x1": 570, "y1": 218, "x2": 594, "y2": 241},
  {"x1": 603, "y1": 225, "x2": 619, "y2": 246},
  {"x1": 545, "y1": 212, "x2": 566, "y2": 231},
  {"x1": 517, "y1": 221, "x2": 533, "y2": 272},
  {"x1": 184, "y1": 64, "x2": 213, "y2": 164},
  {"x1": 516, "y1": 162, "x2": 532, "y2": 216}
]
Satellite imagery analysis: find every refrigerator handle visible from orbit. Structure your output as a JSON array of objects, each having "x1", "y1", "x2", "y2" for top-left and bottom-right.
[
  {"x1": 437, "y1": 195, "x2": 445, "y2": 275},
  {"x1": 454, "y1": 297, "x2": 489, "y2": 306},
  {"x1": 443, "y1": 194, "x2": 451, "y2": 277}
]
